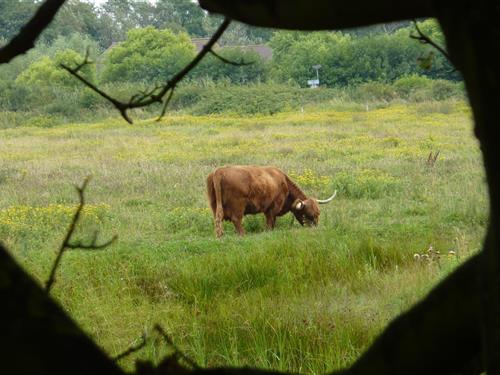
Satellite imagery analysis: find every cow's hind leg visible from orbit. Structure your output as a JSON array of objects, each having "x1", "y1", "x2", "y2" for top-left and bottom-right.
[{"x1": 215, "y1": 216, "x2": 224, "y2": 238}]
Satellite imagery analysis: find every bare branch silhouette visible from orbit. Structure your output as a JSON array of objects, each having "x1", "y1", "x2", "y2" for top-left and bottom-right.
[
  {"x1": 60, "y1": 18, "x2": 232, "y2": 124},
  {"x1": 159, "y1": 87, "x2": 176, "y2": 120},
  {"x1": 0, "y1": 0, "x2": 67, "y2": 64},
  {"x1": 45, "y1": 176, "x2": 117, "y2": 293},
  {"x1": 154, "y1": 324, "x2": 200, "y2": 370},
  {"x1": 112, "y1": 334, "x2": 148, "y2": 362},
  {"x1": 426, "y1": 150, "x2": 440, "y2": 167},
  {"x1": 410, "y1": 20, "x2": 453, "y2": 65}
]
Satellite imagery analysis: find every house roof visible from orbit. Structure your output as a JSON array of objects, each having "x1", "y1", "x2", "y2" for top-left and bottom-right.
[
  {"x1": 234, "y1": 44, "x2": 273, "y2": 60},
  {"x1": 191, "y1": 37, "x2": 218, "y2": 52},
  {"x1": 191, "y1": 38, "x2": 273, "y2": 60}
]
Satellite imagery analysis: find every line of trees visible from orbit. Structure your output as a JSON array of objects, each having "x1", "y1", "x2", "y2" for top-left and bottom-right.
[
  {"x1": 270, "y1": 21, "x2": 459, "y2": 86},
  {"x1": 0, "y1": 20, "x2": 458, "y2": 89},
  {"x1": 0, "y1": 1, "x2": 463, "y2": 127},
  {"x1": 0, "y1": 0, "x2": 272, "y2": 49}
]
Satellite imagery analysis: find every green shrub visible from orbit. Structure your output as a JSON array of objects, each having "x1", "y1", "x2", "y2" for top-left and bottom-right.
[
  {"x1": 24, "y1": 115, "x2": 59, "y2": 128},
  {"x1": 332, "y1": 169, "x2": 401, "y2": 199},
  {"x1": 268, "y1": 20, "x2": 459, "y2": 87},
  {"x1": 430, "y1": 79, "x2": 464, "y2": 100},
  {"x1": 175, "y1": 84, "x2": 343, "y2": 115},
  {"x1": 393, "y1": 75, "x2": 432, "y2": 99},
  {"x1": 192, "y1": 47, "x2": 268, "y2": 84},
  {"x1": 16, "y1": 50, "x2": 96, "y2": 87},
  {"x1": 101, "y1": 27, "x2": 195, "y2": 83},
  {"x1": 0, "y1": 81, "x2": 29, "y2": 111},
  {"x1": 350, "y1": 82, "x2": 397, "y2": 102},
  {"x1": 0, "y1": 111, "x2": 26, "y2": 129},
  {"x1": 0, "y1": 80, "x2": 465, "y2": 127}
]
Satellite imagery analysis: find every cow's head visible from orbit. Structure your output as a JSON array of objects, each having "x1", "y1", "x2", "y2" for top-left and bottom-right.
[{"x1": 291, "y1": 191, "x2": 337, "y2": 226}]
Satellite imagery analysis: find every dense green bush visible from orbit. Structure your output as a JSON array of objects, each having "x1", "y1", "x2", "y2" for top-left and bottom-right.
[
  {"x1": 101, "y1": 27, "x2": 195, "y2": 83},
  {"x1": 0, "y1": 81, "x2": 465, "y2": 129},
  {"x1": 0, "y1": 33, "x2": 99, "y2": 86},
  {"x1": 430, "y1": 79, "x2": 464, "y2": 100},
  {"x1": 171, "y1": 84, "x2": 343, "y2": 115},
  {"x1": 192, "y1": 47, "x2": 268, "y2": 84},
  {"x1": 268, "y1": 20, "x2": 460, "y2": 87},
  {"x1": 0, "y1": 111, "x2": 26, "y2": 129},
  {"x1": 16, "y1": 49, "x2": 96, "y2": 87},
  {"x1": 349, "y1": 82, "x2": 397, "y2": 102},
  {"x1": 393, "y1": 75, "x2": 433, "y2": 99}
]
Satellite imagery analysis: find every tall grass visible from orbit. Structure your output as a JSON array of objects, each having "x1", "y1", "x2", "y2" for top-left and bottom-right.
[{"x1": 0, "y1": 100, "x2": 485, "y2": 373}]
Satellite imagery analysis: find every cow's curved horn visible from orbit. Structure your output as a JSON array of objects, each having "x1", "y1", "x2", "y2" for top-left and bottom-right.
[{"x1": 317, "y1": 190, "x2": 337, "y2": 204}]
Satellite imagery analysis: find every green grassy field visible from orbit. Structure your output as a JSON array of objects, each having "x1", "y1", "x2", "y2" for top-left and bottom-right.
[{"x1": 0, "y1": 100, "x2": 487, "y2": 373}]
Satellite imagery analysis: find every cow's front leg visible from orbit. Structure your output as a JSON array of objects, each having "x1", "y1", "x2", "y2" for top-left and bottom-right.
[{"x1": 265, "y1": 212, "x2": 276, "y2": 230}]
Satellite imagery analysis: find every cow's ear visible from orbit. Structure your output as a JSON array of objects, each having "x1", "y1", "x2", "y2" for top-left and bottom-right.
[{"x1": 294, "y1": 199, "x2": 304, "y2": 210}]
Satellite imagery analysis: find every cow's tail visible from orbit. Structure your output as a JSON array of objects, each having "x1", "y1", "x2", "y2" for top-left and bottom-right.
[
  {"x1": 206, "y1": 172, "x2": 216, "y2": 213},
  {"x1": 211, "y1": 171, "x2": 224, "y2": 238}
]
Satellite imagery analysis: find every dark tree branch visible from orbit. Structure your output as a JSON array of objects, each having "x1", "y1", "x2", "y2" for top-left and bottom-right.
[
  {"x1": 60, "y1": 57, "x2": 140, "y2": 124},
  {"x1": 130, "y1": 85, "x2": 163, "y2": 107},
  {"x1": 199, "y1": 0, "x2": 434, "y2": 30},
  {"x1": 0, "y1": 243, "x2": 125, "y2": 375},
  {"x1": 72, "y1": 47, "x2": 91, "y2": 74},
  {"x1": 426, "y1": 150, "x2": 440, "y2": 167},
  {"x1": 112, "y1": 334, "x2": 148, "y2": 362},
  {"x1": 209, "y1": 50, "x2": 254, "y2": 66},
  {"x1": 0, "y1": 0, "x2": 67, "y2": 64},
  {"x1": 45, "y1": 177, "x2": 117, "y2": 293},
  {"x1": 410, "y1": 20, "x2": 454, "y2": 66},
  {"x1": 60, "y1": 18, "x2": 232, "y2": 124},
  {"x1": 155, "y1": 324, "x2": 200, "y2": 370},
  {"x1": 159, "y1": 87, "x2": 176, "y2": 120},
  {"x1": 65, "y1": 233, "x2": 117, "y2": 250}
]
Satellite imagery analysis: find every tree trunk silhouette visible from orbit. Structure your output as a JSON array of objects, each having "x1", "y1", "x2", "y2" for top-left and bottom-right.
[
  {"x1": 0, "y1": 244, "x2": 123, "y2": 375},
  {"x1": 437, "y1": 1, "x2": 500, "y2": 372}
]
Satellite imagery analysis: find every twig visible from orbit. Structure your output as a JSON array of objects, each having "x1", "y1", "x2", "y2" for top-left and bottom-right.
[
  {"x1": 426, "y1": 150, "x2": 440, "y2": 167},
  {"x1": 45, "y1": 176, "x2": 117, "y2": 293},
  {"x1": 0, "y1": 0, "x2": 67, "y2": 64},
  {"x1": 60, "y1": 57, "x2": 140, "y2": 124},
  {"x1": 60, "y1": 18, "x2": 232, "y2": 124},
  {"x1": 209, "y1": 49, "x2": 254, "y2": 66},
  {"x1": 112, "y1": 334, "x2": 148, "y2": 362},
  {"x1": 154, "y1": 324, "x2": 200, "y2": 369},
  {"x1": 158, "y1": 87, "x2": 175, "y2": 120},
  {"x1": 410, "y1": 20, "x2": 453, "y2": 65},
  {"x1": 72, "y1": 47, "x2": 91, "y2": 74}
]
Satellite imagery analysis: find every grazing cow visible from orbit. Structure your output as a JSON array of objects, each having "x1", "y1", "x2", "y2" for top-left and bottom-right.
[{"x1": 206, "y1": 165, "x2": 336, "y2": 237}]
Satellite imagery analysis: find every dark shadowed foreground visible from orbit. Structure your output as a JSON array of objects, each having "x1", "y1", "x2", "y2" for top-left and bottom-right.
[{"x1": 1, "y1": 0, "x2": 500, "y2": 374}]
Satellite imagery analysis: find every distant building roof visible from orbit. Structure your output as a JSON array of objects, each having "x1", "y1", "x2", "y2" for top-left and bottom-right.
[
  {"x1": 233, "y1": 44, "x2": 273, "y2": 60},
  {"x1": 191, "y1": 37, "x2": 218, "y2": 52},
  {"x1": 191, "y1": 38, "x2": 273, "y2": 60}
]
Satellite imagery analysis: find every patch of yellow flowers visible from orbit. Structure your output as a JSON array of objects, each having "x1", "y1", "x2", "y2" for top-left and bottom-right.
[
  {"x1": 289, "y1": 169, "x2": 330, "y2": 190},
  {"x1": 0, "y1": 203, "x2": 110, "y2": 231}
]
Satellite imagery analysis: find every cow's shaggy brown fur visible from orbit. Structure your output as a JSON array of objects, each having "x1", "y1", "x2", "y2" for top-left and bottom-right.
[{"x1": 206, "y1": 165, "x2": 328, "y2": 237}]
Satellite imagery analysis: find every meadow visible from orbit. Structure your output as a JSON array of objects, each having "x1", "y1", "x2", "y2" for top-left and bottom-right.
[{"x1": 0, "y1": 99, "x2": 487, "y2": 373}]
